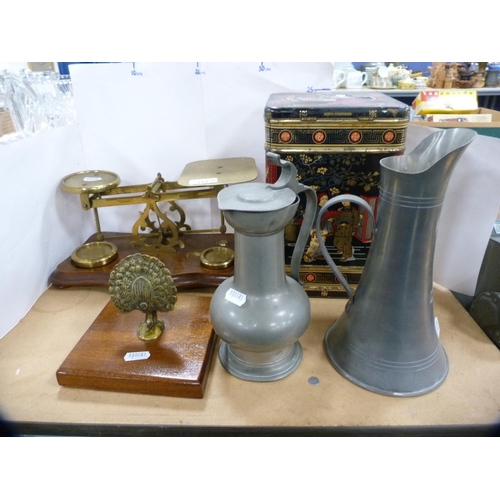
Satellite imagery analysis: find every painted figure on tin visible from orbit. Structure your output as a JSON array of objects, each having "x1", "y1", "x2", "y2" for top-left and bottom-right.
[
  {"x1": 333, "y1": 201, "x2": 360, "y2": 262},
  {"x1": 304, "y1": 193, "x2": 334, "y2": 262}
]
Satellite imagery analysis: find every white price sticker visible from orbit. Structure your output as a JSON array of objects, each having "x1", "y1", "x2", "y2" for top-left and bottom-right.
[
  {"x1": 124, "y1": 351, "x2": 151, "y2": 362},
  {"x1": 225, "y1": 288, "x2": 246, "y2": 307},
  {"x1": 435, "y1": 317, "x2": 440, "y2": 337},
  {"x1": 189, "y1": 177, "x2": 218, "y2": 185}
]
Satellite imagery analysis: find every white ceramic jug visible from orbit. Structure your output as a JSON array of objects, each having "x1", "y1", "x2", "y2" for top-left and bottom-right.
[{"x1": 345, "y1": 70, "x2": 368, "y2": 89}]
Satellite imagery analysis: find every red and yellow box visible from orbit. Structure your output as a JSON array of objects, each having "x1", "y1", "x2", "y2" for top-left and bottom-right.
[{"x1": 412, "y1": 90, "x2": 478, "y2": 115}]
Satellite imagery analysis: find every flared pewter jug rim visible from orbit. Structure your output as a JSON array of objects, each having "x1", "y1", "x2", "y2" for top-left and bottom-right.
[{"x1": 380, "y1": 128, "x2": 477, "y2": 175}]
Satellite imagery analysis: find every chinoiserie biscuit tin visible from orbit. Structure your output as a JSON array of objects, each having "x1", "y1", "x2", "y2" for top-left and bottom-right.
[{"x1": 264, "y1": 91, "x2": 410, "y2": 296}]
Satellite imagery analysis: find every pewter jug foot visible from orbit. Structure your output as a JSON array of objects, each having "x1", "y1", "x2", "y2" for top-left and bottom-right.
[
  {"x1": 219, "y1": 341, "x2": 303, "y2": 382},
  {"x1": 325, "y1": 321, "x2": 449, "y2": 397}
]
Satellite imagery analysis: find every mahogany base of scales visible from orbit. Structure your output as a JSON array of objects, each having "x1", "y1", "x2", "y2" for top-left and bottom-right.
[{"x1": 50, "y1": 232, "x2": 235, "y2": 289}]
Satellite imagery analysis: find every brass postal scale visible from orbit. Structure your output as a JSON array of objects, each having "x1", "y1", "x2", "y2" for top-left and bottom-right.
[{"x1": 51, "y1": 157, "x2": 257, "y2": 288}]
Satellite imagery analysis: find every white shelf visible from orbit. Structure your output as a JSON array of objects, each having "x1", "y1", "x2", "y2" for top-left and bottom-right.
[{"x1": 340, "y1": 87, "x2": 500, "y2": 98}]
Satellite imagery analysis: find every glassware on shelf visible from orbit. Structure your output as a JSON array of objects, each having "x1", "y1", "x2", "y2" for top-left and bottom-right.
[{"x1": 0, "y1": 69, "x2": 77, "y2": 144}]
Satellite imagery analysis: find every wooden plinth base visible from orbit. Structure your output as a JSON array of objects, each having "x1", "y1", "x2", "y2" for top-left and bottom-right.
[
  {"x1": 56, "y1": 295, "x2": 217, "y2": 399},
  {"x1": 50, "y1": 232, "x2": 234, "y2": 289}
]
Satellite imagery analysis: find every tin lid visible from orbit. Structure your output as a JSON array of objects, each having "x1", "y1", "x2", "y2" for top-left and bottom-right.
[
  {"x1": 265, "y1": 91, "x2": 409, "y2": 120},
  {"x1": 218, "y1": 182, "x2": 297, "y2": 212}
]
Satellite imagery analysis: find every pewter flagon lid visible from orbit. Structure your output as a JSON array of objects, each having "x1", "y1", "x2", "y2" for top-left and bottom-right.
[{"x1": 218, "y1": 182, "x2": 297, "y2": 212}]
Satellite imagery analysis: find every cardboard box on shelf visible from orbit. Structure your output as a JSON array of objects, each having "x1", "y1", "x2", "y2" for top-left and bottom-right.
[
  {"x1": 412, "y1": 89, "x2": 478, "y2": 115},
  {"x1": 0, "y1": 109, "x2": 16, "y2": 136},
  {"x1": 423, "y1": 113, "x2": 492, "y2": 123},
  {"x1": 411, "y1": 108, "x2": 500, "y2": 139}
]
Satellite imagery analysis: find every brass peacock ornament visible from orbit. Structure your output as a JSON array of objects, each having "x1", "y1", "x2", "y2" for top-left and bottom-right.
[{"x1": 109, "y1": 254, "x2": 177, "y2": 340}]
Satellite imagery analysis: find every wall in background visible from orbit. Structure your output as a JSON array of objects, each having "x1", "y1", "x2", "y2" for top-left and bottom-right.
[
  {"x1": 0, "y1": 62, "x2": 475, "y2": 77},
  {"x1": 0, "y1": 62, "x2": 29, "y2": 72}
]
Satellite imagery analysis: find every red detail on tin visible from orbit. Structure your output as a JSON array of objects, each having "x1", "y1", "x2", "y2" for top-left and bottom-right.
[
  {"x1": 305, "y1": 273, "x2": 316, "y2": 283},
  {"x1": 313, "y1": 130, "x2": 326, "y2": 143},
  {"x1": 349, "y1": 130, "x2": 362, "y2": 143},
  {"x1": 383, "y1": 130, "x2": 396, "y2": 143},
  {"x1": 279, "y1": 131, "x2": 292, "y2": 143}
]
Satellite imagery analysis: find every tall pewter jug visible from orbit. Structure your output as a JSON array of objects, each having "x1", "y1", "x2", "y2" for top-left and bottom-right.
[
  {"x1": 210, "y1": 153, "x2": 316, "y2": 381},
  {"x1": 316, "y1": 128, "x2": 477, "y2": 396}
]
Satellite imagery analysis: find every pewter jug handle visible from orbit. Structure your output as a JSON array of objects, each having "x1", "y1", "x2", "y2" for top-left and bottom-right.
[
  {"x1": 266, "y1": 152, "x2": 317, "y2": 283},
  {"x1": 316, "y1": 194, "x2": 375, "y2": 304}
]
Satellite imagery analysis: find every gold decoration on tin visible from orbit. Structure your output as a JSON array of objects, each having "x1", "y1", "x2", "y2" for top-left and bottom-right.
[
  {"x1": 265, "y1": 122, "x2": 408, "y2": 154},
  {"x1": 109, "y1": 254, "x2": 177, "y2": 341}
]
